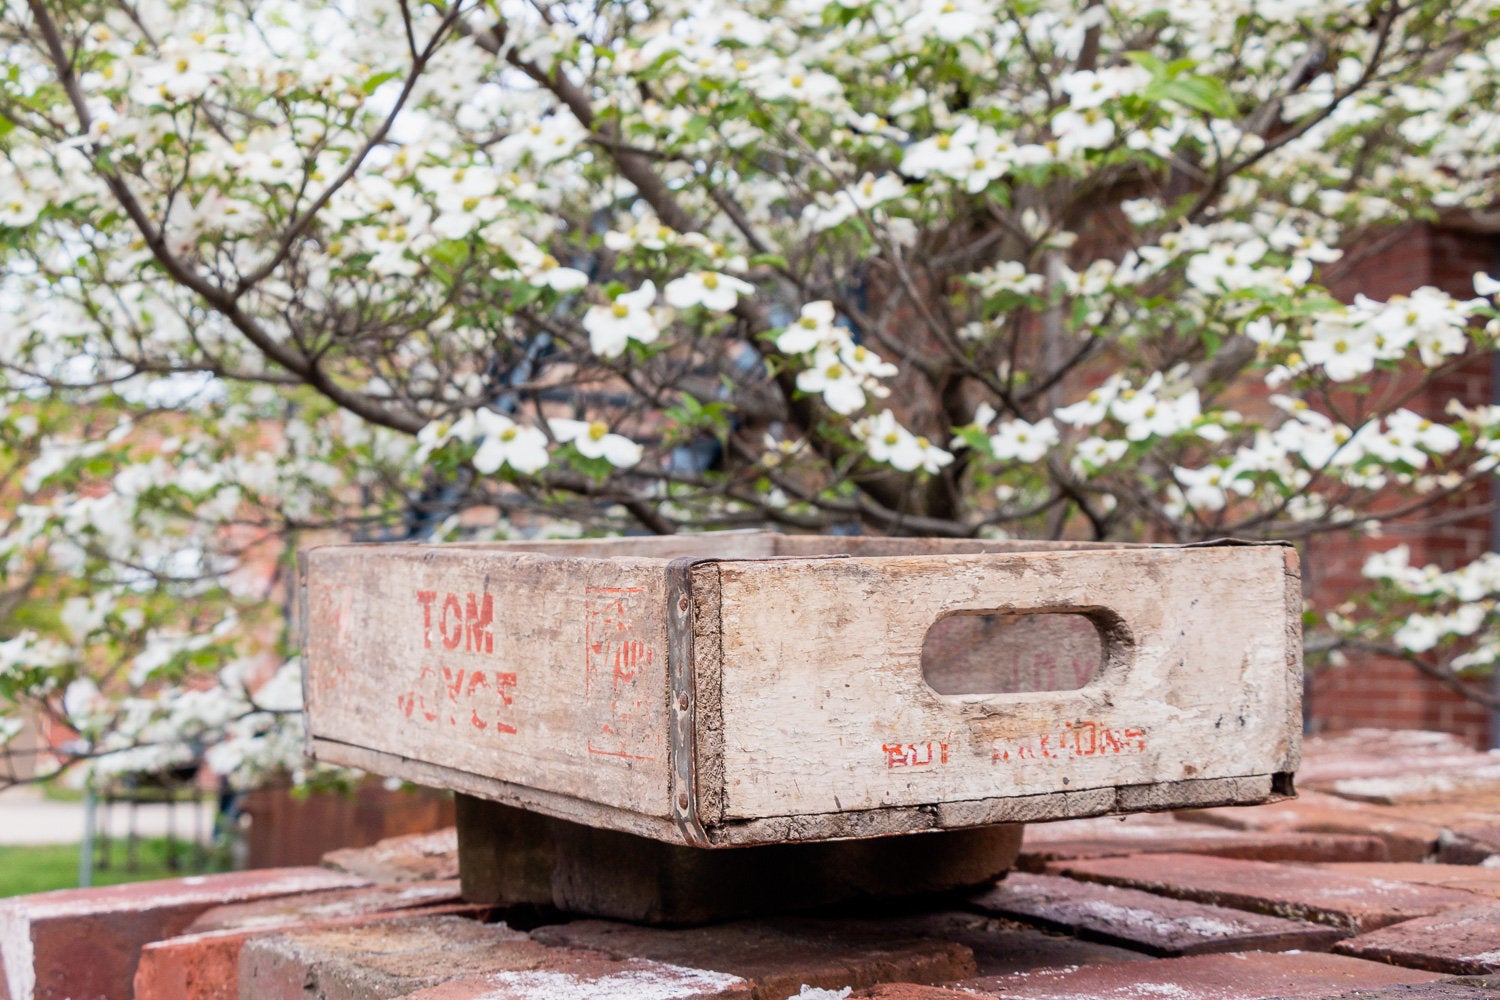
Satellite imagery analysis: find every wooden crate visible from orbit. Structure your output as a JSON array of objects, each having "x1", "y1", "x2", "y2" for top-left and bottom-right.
[{"x1": 300, "y1": 533, "x2": 1301, "y2": 848}]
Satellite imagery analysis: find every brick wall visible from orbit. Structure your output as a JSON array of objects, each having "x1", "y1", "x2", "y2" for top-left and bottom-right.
[
  {"x1": 242, "y1": 782, "x2": 456, "y2": 869},
  {"x1": 1304, "y1": 225, "x2": 1498, "y2": 747}
]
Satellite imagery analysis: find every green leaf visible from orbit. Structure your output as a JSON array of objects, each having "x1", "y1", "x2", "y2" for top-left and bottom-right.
[
  {"x1": 681, "y1": 114, "x2": 711, "y2": 143},
  {"x1": 1163, "y1": 76, "x2": 1236, "y2": 118},
  {"x1": 0, "y1": 115, "x2": 13, "y2": 139},
  {"x1": 1124, "y1": 51, "x2": 1167, "y2": 77},
  {"x1": 427, "y1": 239, "x2": 470, "y2": 269},
  {"x1": 361, "y1": 70, "x2": 403, "y2": 95}
]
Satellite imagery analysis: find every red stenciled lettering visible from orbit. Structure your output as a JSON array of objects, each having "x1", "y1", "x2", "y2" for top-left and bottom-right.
[
  {"x1": 494, "y1": 672, "x2": 517, "y2": 707},
  {"x1": 1068, "y1": 720, "x2": 1098, "y2": 757},
  {"x1": 465, "y1": 593, "x2": 494, "y2": 654},
  {"x1": 418, "y1": 589, "x2": 498, "y2": 653},
  {"x1": 440, "y1": 593, "x2": 464, "y2": 650},
  {"x1": 882, "y1": 741, "x2": 951, "y2": 768},
  {"x1": 416, "y1": 590, "x2": 438, "y2": 648},
  {"x1": 583, "y1": 586, "x2": 660, "y2": 762},
  {"x1": 612, "y1": 640, "x2": 654, "y2": 684},
  {"x1": 993, "y1": 722, "x2": 1148, "y2": 765},
  {"x1": 395, "y1": 665, "x2": 439, "y2": 722},
  {"x1": 396, "y1": 663, "x2": 516, "y2": 736},
  {"x1": 443, "y1": 666, "x2": 465, "y2": 703}
]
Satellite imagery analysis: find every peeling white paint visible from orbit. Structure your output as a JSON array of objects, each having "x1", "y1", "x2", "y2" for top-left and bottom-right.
[{"x1": 452, "y1": 962, "x2": 749, "y2": 1000}]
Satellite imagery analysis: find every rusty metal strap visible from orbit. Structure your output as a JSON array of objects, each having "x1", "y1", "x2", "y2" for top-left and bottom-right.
[{"x1": 666, "y1": 556, "x2": 713, "y2": 848}]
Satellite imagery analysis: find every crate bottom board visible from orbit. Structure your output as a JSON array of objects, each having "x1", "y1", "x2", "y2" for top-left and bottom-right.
[{"x1": 310, "y1": 737, "x2": 1294, "y2": 848}]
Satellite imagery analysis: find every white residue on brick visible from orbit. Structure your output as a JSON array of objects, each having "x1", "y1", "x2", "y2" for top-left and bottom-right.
[
  {"x1": 1069, "y1": 898, "x2": 1246, "y2": 938},
  {"x1": 1, "y1": 868, "x2": 362, "y2": 918},
  {"x1": 1085, "y1": 980, "x2": 1237, "y2": 1000},
  {"x1": 458, "y1": 962, "x2": 749, "y2": 999},
  {"x1": 1331, "y1": 763, "x2": 1500, "y2": 802},
  {"x1": 1309, "y1": 877, "x2": 1415, "y2": 899},
  {"x1": 787, "y1": 987, "x2": 852, "y2": 1000},
  {"x1": 373, "y1": 829, "x2": 457, "y2": 859},
  {"x1": 0, "y1": 902, "x2": 36, "y2": 1000},
  {"x1": 1126, "y1": 984, "x2": 1198, "y2": 999}
]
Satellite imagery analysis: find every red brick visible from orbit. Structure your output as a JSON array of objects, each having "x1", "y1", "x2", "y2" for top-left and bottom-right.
[
  {"x1": 1295, "y1": 726, "x2": 1488, "y2": 785},
  {"x1": 1311, "y1": 864, "x2": 1500, "y2": 898},
  {"x1": 852, "y1": 988, "x2": 982, "y2": 999},
  {"x1": 1320, "y1": 987, "x2": 1500, "y2": 1000},
  {"x1": 1020, "y1": 812, "x2": 1389, "y2": 866},
  {"x1": 1320, "y1": 761, "x2": 1500, "y2": 806},
  {"x1": 797, "y1": 910, "x2": 1150, "y2": 978},
  {"x1": 1445, "y1": 976, "x2": 1500, "y2": 992},
  {"x1": 1178, "y1": 790, "x2": 1444, "y2": 861},
  {"x1": 972, "y1": 872, "x2": 1342, "y2": 955},
  {"x1": 133, "y1": 881, "x2": 476, "y2": 1000},
  {"x1": 393, "y1": 962, "x2": 754, "y2": 999},
  {"x1": 190, "y1": 880, "x2": 466, "y2": 933},
  {"x1": 529, "y1": 917, "x2": 977, "y2": 999},
  {"x1": 238, "y1": 915, "x2": 751, "y2": 1000},
  {"x1": 136, "y1": 904, "x2": 485, "y2": 1000},
  {"x1": 322, "y1": 828, "x2": 459, "y2": 883},
  {"x1": 1335, "y1": 902, "x2": 1500, "y2": 975},
  {"x1": 0, "y1": 866, "x2": 366, "y2": 1000},
  {"x1": 1443, "y1": 823, "x2": 1500, "y2": 863},
  {"x1": 238, "y1": 915, "x2": 523, "y2": 997},
  {"x1": 959, "y1": 949, "x2": 1442, "y2": 998},
  {"x1": 1048, "y1": 853, "x2": 1479, "y2": 932}
]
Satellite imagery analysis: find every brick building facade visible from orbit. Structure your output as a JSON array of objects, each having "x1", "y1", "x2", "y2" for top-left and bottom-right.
[{"x1": 1304, "y1": 224, "x2": 1498, "y2": 747}]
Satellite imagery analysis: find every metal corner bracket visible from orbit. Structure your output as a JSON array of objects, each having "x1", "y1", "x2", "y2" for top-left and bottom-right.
[{"x1": 666, "y1": 556, "x2": 713, "y2": 847}]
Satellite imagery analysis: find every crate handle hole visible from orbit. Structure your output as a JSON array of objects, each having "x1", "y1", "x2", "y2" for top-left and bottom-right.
[{"x1": 921, "y1": 610, "x2": 1109, "y2": 695}]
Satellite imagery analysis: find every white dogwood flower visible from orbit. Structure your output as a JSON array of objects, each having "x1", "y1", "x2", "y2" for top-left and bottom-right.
[
  {"x1": 989, "y1": 418, "x2": 1060, "y2": 462},
  {"x1": 549, "y1": 418, "x2": 643, "y2": 468},
  {"x1": 470, "y1": 410, "x2": 549, "y2": 475},
  {"x1": 583, "y1": 281, "x2": 659, "y2": 358},
  {"x1": 663, "y1": 271, "x2": 754, "y2": 311},
  {"x1": 777, "y1": 301, "x2": 841, "y2": 354}
]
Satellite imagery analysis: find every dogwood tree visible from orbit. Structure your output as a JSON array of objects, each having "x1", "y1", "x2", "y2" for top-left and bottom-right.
[{"x1": 2, "y1": 0, "x2": 1499, "y2": 787}]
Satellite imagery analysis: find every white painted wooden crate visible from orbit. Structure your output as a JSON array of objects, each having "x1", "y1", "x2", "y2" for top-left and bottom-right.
[{"x1": 300, "y1": 533, "x2": 1301, "y2": 847}]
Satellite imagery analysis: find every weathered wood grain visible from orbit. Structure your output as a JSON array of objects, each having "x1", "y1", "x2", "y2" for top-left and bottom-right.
[
  {"x1": 301, "y1": 534, "x2": 1301, "y2": 847},
  {"x1": 304, "y1": 545, "x2": 673, "y2": 820},
  {"x1": 712, "y1": 545, "x2": 1299, "y2": 822}
]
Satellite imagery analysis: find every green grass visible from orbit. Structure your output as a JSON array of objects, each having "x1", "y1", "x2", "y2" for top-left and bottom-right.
[{"x1": 0, "y1": 838, "x2": 231, "y2": 897}]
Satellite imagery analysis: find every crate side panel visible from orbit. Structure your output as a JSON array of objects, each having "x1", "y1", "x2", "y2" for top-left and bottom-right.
[
  {"x1": 714, "y1": 546, "x2": 1298, "y2": 823},
  {"x1": 303, "y1": 546, "x2": 672, "y2": 818}
]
